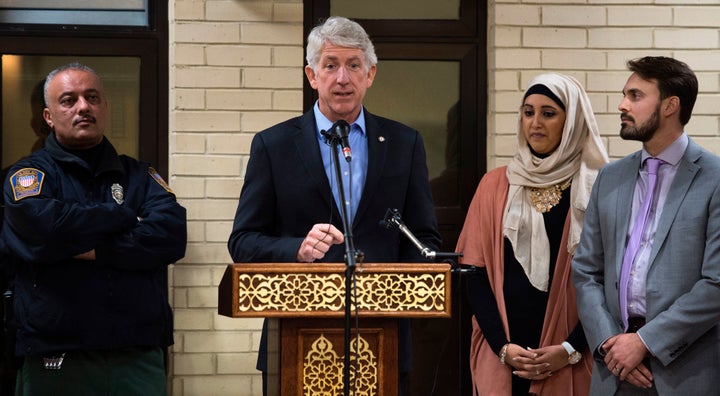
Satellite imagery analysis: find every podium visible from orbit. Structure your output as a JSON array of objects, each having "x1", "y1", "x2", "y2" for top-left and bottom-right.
[{"x1": 218, "y1": 263, "x2": 452, "y2": 396}]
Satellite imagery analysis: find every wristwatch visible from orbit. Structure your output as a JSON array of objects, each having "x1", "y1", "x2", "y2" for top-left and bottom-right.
[{"x1": 562, "y1": 341, "x2": 582, "y2": 365}]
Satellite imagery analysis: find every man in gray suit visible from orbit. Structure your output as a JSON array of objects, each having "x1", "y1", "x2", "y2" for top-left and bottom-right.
[{"x1": 572, "y1": 56, "x2": 720, "y2": 395}]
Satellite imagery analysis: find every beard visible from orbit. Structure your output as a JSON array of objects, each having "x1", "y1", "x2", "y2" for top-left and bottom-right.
[{"x1": 620, "y1": 104, "x2": 660, "y2": 142}]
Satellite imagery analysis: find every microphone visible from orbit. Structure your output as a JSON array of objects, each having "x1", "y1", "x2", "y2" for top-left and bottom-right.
[{"x1": 331, "y1": 120, "x2": 352, "y2": 162}]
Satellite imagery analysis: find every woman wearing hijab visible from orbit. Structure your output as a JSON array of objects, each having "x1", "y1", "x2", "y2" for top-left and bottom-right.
[{"x1": 456, "y1": 73, "x2": 609, "y2": 395}]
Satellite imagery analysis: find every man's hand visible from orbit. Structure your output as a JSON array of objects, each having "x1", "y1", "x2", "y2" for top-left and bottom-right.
[
  {"x1": 622, "y1": 362, "x2": 654, "y2": 389},
  {"x1": 602, "y1": 333, "x2": 653, "y2": 388},
  {"x1": 296, "y1": 224, "x2": 344, "y2": 262}
]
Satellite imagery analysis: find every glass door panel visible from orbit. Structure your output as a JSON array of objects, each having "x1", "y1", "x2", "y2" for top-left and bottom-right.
[
  {"x1": 363, "y1": 60, "x2": 460, "y2": 207},
  {"x1": 332, "y1": 0, "x2": 460, "y2": 20}
]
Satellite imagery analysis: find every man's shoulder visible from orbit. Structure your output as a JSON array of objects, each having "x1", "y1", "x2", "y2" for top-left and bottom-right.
[
  {"x1": 3, "y1": 151, "x2": 55, "y2": 199},
  {"x1": 600, "y1": 152, "x2": 639, "y2": 173},
  {"x1": 363, "y1": 112, "x2": 422, "y2": 150},
  {"x1": 7, "y1": 149, "x2": 54, "y2": 174},
  {"x1": 117, "y1": 154, "x2": 148, "y2": 172},
  {"x1": 692, "y1": 142, "x2": 720, "y2": 168},
  {"x1": 365, "y1": 111, "x2": 416, "y2": 134},
  {"x1": 250, "y1": 114, "x2": 308, "y2": 147},
  {"x1": 259, "y1": 113, "x2": 307, "y2": 135}
]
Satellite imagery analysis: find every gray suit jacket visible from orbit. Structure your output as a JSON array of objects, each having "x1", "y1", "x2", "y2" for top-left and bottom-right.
[{"x1": 572, "y1": 138, "x2": 720, "y2": 395}]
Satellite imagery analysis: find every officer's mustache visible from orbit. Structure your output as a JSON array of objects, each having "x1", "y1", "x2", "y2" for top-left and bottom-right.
[{"x1": 72, "y1": 116, "x2": 96, "y2": 126}]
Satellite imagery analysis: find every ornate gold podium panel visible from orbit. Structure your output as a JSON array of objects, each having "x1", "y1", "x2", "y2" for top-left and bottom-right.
[{"x1": 218, "y1": 263, "x2": 451, "y2": 396}]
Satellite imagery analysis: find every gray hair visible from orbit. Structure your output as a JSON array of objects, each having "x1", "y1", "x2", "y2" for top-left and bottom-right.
[
  {"x1": 44, "y1": 62, "x2": 100, "y2": 105},
  {"x1": 306, "y1": 16, "x2": 377, "y2": 73}
]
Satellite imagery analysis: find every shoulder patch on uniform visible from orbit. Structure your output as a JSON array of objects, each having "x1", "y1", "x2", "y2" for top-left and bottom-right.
[
  {"x1": 148, "y1": 167, "x2": 174, "y2": 194},
  {"x1": 9, "y1": 168, "x2": 45, "y2": 201}
]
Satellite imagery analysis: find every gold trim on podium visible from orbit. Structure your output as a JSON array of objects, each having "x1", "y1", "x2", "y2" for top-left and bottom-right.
[
  {"x1": 218, "y1": 263, "x2": 451, "y2": 319},
  {"x1": 303, "y1": 334, "x2": 377, "y2": 395}
]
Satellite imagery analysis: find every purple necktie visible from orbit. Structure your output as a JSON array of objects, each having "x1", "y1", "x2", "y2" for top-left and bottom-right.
[{"x1": 619, "y1": 157, "x2": 662, "y2": 330}]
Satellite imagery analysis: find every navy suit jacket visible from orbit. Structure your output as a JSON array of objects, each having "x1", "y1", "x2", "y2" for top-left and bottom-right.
[{"x1": 228, "y1": 108, "x2": 441, "y2": 371}]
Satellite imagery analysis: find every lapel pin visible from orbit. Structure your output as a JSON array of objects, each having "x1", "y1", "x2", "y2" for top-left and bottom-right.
[{"x1": 378, "y1": 136, "x2": 385, "y2": 142}]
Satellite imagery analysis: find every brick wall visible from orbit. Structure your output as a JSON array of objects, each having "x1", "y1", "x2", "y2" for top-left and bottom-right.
[
  {"x1": 170, "y1": 1, "x2": 303, "y2": 395},
  {"x1": 167, "y1": 1, "x2": 720, "y2": 395},
  {"x1": 490, "y1": 1, "x2": 720, "y2": 167}
]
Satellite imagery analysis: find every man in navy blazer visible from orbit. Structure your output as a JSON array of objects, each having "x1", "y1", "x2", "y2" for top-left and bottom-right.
[
  {"x1": 572, "y1": 56, "x2": 720, "y2": 395},
  {"x1": 228, "y1": 16, "x2": 441, "y2": 395}
]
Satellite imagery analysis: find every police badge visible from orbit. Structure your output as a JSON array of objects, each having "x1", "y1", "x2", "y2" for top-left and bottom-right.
[{"x1": 111, "y1": 183, "x2": 124, "y2": 205}]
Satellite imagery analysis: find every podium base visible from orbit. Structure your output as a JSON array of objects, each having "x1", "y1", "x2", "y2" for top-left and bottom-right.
[{"x1": 267, "y1": 317, "x2": 399, "y2": 396}]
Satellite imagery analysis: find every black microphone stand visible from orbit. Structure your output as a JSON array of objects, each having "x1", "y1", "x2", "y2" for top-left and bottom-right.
[{"x1": 321, "y1": 122, "x2": 358, "y2": 396}]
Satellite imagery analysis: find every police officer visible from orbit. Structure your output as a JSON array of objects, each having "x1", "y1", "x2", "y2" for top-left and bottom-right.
[{"x1": 1, "y1": 62, "x2": 186, "y2": 395}]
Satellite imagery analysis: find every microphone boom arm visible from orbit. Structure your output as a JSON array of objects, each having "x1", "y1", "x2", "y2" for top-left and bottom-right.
[{"x1": 381, "y1": 208, "x2": 462, "y2": 261}]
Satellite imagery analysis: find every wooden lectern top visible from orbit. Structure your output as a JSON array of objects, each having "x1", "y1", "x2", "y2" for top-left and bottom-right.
[{"x1": 218, "y1": 262, "x2": 451, "y2": 319}]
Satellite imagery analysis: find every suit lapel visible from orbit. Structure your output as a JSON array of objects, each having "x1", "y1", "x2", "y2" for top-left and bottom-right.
[
  {"x1": 354, "y1": 110, "x2": 387, "y2": 227},
  {"x1": 615, "y1": 153, "x2": 642, "y2": 278},
  {"x1": 648, "y1": 140, "x2": 701, "y2": 266},
  {"x1": 293, "y1": 111, "x2": 338, "y2": 216}
]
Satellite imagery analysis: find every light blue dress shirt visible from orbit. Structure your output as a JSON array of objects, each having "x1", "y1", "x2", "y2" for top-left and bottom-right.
[{"x1": 313, "y1": 102, "x2": 368, "y2": 225}]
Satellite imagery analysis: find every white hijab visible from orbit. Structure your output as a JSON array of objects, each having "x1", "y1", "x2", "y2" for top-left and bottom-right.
[{"x1": 504, "y1": 74, "x2": 609, "y2": 291}]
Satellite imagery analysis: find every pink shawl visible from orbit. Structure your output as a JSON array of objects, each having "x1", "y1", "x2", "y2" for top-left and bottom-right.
[{"x1": 456, "y1": 167, "x2": 592, "y2": 396}]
